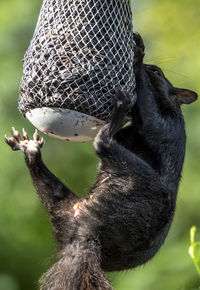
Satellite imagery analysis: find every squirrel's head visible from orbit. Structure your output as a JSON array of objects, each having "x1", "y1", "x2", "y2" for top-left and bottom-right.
[{"x1": 133, "y1": 33, "x2": 198, "y2": 107}]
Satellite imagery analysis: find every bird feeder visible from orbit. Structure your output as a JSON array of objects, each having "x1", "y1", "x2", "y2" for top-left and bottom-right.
[{"x1": 19, "y1": 0, "x2": 136, "y2": 142}]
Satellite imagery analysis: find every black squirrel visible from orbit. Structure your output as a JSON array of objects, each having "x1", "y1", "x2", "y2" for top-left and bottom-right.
[{"x1": 5, "y1": 33, "x2": 198, "y2": 290}]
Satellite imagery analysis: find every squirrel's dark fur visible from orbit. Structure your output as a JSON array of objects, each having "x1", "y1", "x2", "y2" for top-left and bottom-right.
[{"x1": 5, "y1": 34, "x2": 198, "y2": 290}]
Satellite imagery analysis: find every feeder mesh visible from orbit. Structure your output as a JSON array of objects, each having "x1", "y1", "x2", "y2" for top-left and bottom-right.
[{"x1": 19, "y1": 0, "x2": 136, "y2": 121}]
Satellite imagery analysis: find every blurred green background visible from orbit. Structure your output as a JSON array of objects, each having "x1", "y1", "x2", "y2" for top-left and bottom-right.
[{"x1": 0, "y1": 0, "x2": 200, "y2": 289}]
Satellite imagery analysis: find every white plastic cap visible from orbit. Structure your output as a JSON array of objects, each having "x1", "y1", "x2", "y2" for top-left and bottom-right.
[{"x1": 26, "y1": 107, "x2": 105, "y2": 142}]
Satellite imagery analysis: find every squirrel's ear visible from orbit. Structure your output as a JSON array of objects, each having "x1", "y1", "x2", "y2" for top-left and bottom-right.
[{"x1": 170, "y1": 88, "x2": 198, "y2": 105}]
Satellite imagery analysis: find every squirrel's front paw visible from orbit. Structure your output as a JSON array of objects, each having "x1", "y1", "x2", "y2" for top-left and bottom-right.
[
  {"x1": 5, "y1": 128, "x2": 44, "y2": 154},
  {"x1": 112, "y1": 89, "x2": 136, "y2": 114},
  {"x1": 107, "y1": 89, "x2": 136, "y2": 137}
]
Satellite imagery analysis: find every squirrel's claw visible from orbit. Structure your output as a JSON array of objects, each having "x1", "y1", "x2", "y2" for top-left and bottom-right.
[
  {"x1": 5, "y1": 135, "x2": 20, "y2": 151},
  {"x1": 12, "y1": 127, "x2": 22, "y2": 143},
  {"x1": 5, "y1": 128, "x2": 44, "y2": 153},
  {"x1": 22, "y1": 128, "x2": 29, "y2": 140}
]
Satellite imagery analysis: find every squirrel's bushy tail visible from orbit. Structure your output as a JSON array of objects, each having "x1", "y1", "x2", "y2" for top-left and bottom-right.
[{"x1": 39, "y1": 240, "x2": 112, "y2": 290}]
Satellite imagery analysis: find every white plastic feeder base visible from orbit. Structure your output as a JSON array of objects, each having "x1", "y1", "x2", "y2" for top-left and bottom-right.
[{"x1": 26, "y1": 107, "x2": 105, "y2": 142}]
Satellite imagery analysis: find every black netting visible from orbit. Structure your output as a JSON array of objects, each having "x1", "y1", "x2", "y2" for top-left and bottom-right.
[{"x1": 19, "y1": 0, "x2": 136, "y2": 121}]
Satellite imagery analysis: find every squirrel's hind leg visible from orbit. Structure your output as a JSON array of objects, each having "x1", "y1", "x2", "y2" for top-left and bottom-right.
[{"x1": 5, "y1": 128, "x2": 79, "y2": 234}]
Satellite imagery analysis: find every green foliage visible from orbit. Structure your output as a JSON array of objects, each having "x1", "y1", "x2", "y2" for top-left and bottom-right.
[
  {"x1": 0, "y1": 0, "x2": 200, "y2": 289},
  {"x1": 189, "y1": 227, "x2": 200, "y2": 276}
]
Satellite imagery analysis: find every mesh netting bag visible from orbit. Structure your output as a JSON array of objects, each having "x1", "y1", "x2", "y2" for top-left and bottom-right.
[{"x1": 19, "y1": 0, "x2": 136, "y2": 141}]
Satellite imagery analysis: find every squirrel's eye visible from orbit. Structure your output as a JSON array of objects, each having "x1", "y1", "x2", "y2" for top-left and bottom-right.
[{"x1": 153, "y1": 70, "x2": 159, "y2": 75}]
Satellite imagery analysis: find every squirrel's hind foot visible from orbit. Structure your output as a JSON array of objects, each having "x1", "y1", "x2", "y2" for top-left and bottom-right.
[{"x1": 5, "y1": 128, "x2": 44, "y2": 155}]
